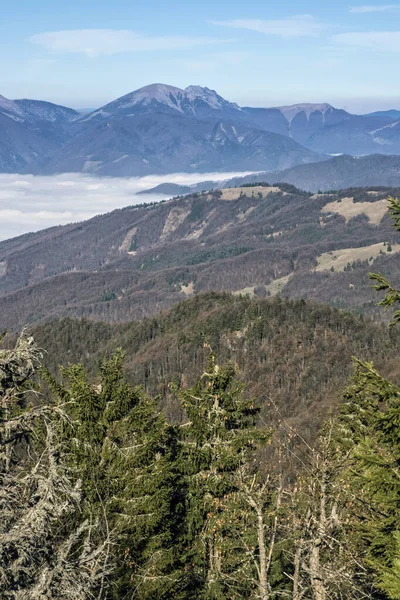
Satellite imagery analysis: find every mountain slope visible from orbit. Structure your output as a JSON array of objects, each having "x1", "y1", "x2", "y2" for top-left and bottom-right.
[
  {"x1": 244, "y1": 102, "x2": 398, "y2": 155},
  {"x1": 39, "y1": 112, "x2": 321, "y2": 176},
  {"x1": 0, "y1": 93, "x2": 79, "y2": 171},
  {"x1": 80, "y1": 83, "x2": 243, "y2": 122},
  {"x1": 14, "y1": 99, "x2": 79, "y2": 123},
  {"x1": 0, "y1": 112, "x2": 66, "y2": 172},
  {"x1": 1, "y1": 184, "x2": 400, "y2": 329},
  {"x1": 135, "y1": 154, "x2": 400, "y2": 195},
  {"x1": 365, "y1": 109, "x2": 400, "y2": 120},
  {"x1": 1, "y1": 84, "x2": 400, "y2": 175},
  {"x1": 268, "y1": 154, "x2": 400, "y2": 192},
  {"x1": 80, "y1": 88, "x2": 400, "y2": 159}
]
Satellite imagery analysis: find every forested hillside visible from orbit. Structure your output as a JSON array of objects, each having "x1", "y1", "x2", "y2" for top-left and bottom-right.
[
  {"x1": 2, "y1": 184, "x2": 400, "y2": 329},
  {"x1": 28, "y1": 293, "x2": 400, "y2": 439},
  {"x1": 2, "y1": 292, "x2": 400, "y2": 598},
  {"x1": 140, "y1": 154, "x2": 400, "y2": 194}
]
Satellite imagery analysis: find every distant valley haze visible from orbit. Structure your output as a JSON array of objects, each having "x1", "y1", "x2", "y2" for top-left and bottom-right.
[{"x1": 0, "y1": 170, "x2": 257, "y2": 240}]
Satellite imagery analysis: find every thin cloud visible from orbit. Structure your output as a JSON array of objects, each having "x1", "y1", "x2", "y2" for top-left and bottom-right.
[
  {"x1": 333, "y1": 31, "x2": 400, "y2": 52},
  {"x1": 211, "y1": 15, "x2": 324, "y2": 38},
  {"x1": 30, "y1": 29, "x2": 227, "y2": 57},
  {"x1": 0, "y1": 172, "x2": 255, "y2": 241},
  {"x1": 181, "y1": 51, "x2": 248, "y2": 73},
  {"x1": 350, "y1": 5, "x2": 400, "y2": 13}
]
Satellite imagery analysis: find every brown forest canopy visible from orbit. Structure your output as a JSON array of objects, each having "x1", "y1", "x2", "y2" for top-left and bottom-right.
[{"x1": 26, "y1": 293, "x2": 400, "y2": 440}]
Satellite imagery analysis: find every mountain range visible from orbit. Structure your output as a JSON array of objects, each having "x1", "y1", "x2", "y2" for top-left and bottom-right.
[
  {"x1": 1, "y1": 182, "x2": 400, "y2": 330},
  {"x1": 1, "y1": 83, "x2": 400, "y2": 177}
]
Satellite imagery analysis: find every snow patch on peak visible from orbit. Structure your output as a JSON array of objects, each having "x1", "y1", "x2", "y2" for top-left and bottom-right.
[
  {"x1": 0, "y1": 94, "x2": 24, "y2": 118},
  {"x1": 93, "y1": 83, "x2": 242, "y2": 118},
  {"x1": 277, "y1": 103, "x2": 333, "y2": 122},
  {"x1": 184, "y1": 85, "x2": 241, "y2": 111},
  {"x1": 114, "y1": 83, "x2": 185, "y2": 112}
]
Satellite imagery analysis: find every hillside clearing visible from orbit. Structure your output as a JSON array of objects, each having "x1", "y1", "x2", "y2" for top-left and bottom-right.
[
  {"x1": 315, "y1": 242, "x2": 400, "y2": 272},
  {"x1": 233, "y1": 274, "x2": 292, "y2": 298},
  {"x1": 322, "y1": 196, "x2": 388, "y2": 224},
  {"x1": 217, "y1": 186, "x2": 281, "y2": 201},
  {"x1": 161, "y1": 206, "x2": 190, "y2": 239}
]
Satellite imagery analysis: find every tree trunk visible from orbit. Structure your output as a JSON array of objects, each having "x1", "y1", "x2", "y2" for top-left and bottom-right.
[
  {"x1": 309, "y1": 540, "x2": 326, "y2": 600},
  {"x1": 292, "y1": 541, "x2": 303, "y2": 600},
  {"x1": 257, "y1": 507, "x2": 269, "y2": 600}
]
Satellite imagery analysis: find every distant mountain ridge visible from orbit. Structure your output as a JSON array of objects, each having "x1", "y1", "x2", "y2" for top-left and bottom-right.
[
  {"x1": 0, "y1": 94, "x2": 79, "y2": 123},
  {"x1": 0, "y1": 94, "x2": 80, "y2": 172},
  {"x1": 137, "y1": 154, "x2": 400, "y2": 194},
  {"x1": 81, "y1": 83, "x2": 243, "y2": 121},
  {"x1": 365, "y1": 109, "x2": 400, "y2": 121},
  {"x1": 13, "y1": 99, "x2": 79, "y2": 123},
  {"x1": 1, "y1": 83, "x2": 400, "y2": 176}
]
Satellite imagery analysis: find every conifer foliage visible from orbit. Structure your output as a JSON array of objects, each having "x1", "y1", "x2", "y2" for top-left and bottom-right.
[
  {"x1": 337, "y1": 361, "x2": 400, "y2": 599},
  {"x1": 44, "y1": 349, "x2": 181, "y2": 599},
  {"x1": 176, "y1": 353, "x2": 271, "y2": 599}
]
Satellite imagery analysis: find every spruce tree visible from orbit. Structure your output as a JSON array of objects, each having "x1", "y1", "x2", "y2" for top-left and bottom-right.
[
  {"x1": 333, "y1": 196, "x2": 400, "y2": 599},
  {"x1": 46, "y1": 349, "x2": 181, "y2": 599},
  {"x1": 335, "y1": 360, "x2": 400, "y2": 599},
  {"x1": 175, "y1": 353, "x2": 270, "y2": 599}
]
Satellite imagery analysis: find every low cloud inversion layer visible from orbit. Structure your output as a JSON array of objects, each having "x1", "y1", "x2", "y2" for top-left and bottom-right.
[{"x1": 0, "y1": 171, "x2": 254, "y2": 241}]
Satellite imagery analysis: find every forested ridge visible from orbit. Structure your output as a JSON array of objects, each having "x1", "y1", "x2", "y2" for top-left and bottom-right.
[
  {"x1": 1, "y1": 200, "x2": 400, "y2": 598},
  {"x1": 3, "y1": 184, "x2": 400, "y2": 330}
]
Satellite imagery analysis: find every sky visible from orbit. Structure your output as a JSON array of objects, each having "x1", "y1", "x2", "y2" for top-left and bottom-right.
[
  {"x1": 1, "y1": 0, "x2": 400, "y2": 113},
  {"x1": 0, "y1": 171, "x2": 255, "y2": 240}
]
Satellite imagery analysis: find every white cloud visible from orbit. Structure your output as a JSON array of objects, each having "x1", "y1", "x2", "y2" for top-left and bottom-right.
[
  {"x1": 333, "y1": 31, "x2": 400, "y2": 52},
  {"x1": 211, "y1": 15, "x2": 324, "y2": 38},
  {"x1": 0, "y1": 171, "x2": 256, "y2": 240},
  {"x1": 350, "y1": 5, "x2": 400, "y2": 13},
  {"x1": 30, "y1": 29, "x2": 226, "y2": 57}
]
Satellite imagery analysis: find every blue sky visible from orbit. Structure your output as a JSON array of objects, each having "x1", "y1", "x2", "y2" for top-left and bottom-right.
[{"x1": 2, "y1": 0, "x2": 400, "y2": 112}]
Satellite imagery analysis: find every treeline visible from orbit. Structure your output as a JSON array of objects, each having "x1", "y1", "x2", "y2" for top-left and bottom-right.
[{"x1": 1, "y1": 333, "x2": 400, "y2": 599}]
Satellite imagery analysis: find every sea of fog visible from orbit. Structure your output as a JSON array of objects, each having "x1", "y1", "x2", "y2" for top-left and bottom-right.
[{"x1": 0, "y1": 171, "x2": 256, "y2": 241}]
